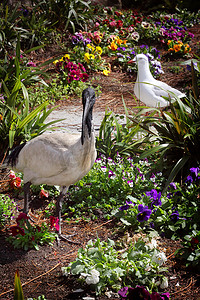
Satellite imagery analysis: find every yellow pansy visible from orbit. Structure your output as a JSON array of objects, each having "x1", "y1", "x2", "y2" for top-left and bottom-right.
[
  {"x1": 95, "y1": 46, "x2": 102, "y2": 55},
  {"x1": 102, "y1": 69, "x2": 110, "y2": 76},
  {"x1": 90, "y1": 54, "x2": 95, "y2": 60},
  {"x1": 53, "y1": 59, "x2": 59, "y2": 65},
  {"x1": 84, "y1": 53, "x2": 90, "y2": 63},
  {"x1": 63, "y1": 54, "x2": 70, "y2": 59},
  {"x1": 86, "y1": 44, "x2": 92, "y2": 49}
]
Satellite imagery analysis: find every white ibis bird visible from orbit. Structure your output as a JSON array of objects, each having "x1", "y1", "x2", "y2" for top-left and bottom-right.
[
  {"x1": 129, "y1": 54, "x2": 186, "y2": 108},
  {"x1": 7, "y1": 87, "x2": 96, "y2": 241}
]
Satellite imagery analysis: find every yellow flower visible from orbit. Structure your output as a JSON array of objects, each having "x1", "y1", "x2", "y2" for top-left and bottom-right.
[
  {"x1": 53, "y1": 59, "x2": 59, "y2": 65},
  {"x1": 102, "y1": 69, "x2": 110, "y2": 76},
  {"x1": 86, "y1": 44, "x2": 95, "y2": 52},
  {"x1": 63, "y1": 54, "x2": 70, "y2": 59},
  {"x1": 86, "y1": 44, "x2": 92, "y2": 49},
  {"x1": 90, "y1": 54, "x2": 95, "y2": 60},
  {"x1": 84, "y1": 53, "x2": 90, "y2": 63},
  {"x1": 95, "y1": 46, "x2": 102, "y2": 55},
  {"x1": 167, "y1": 40, "x2": 172, "y2": 46}
]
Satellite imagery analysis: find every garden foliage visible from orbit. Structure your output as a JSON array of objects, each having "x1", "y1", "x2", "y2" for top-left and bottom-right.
[{"x1": 0, "y1": 1, "x2": 200, "y2": 298}]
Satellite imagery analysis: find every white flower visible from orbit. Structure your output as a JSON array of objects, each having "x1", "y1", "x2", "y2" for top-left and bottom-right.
[
  {"x1": 85, "y1": 269, "x2": 100, "y2": 285},
  {"x1": 160, "y1": 277, "x2": 168, "y2": 289},
  {"x1": 147, "y1": 238, "x2": 157, "y2": 249},
  {"x1": 130, "y1": 31, "x2": 140, "y2": 41},
  {"x1": 152, "y1": 251, "x2": 167, "y2": 266}
]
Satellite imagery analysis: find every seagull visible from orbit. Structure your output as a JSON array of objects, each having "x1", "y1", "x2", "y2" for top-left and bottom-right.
[
  {"x1": 6, "y1": 87, "x2": 97, "y2": 241},
  {"x1": 129, "y1": 54, "x2": 186, "y2": 108}
]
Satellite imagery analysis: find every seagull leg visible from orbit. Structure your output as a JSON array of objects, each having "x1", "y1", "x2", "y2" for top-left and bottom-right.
[
  {"x1": 23, "y1": 181, "x2": 31, "y2": 213},
  {"x1": 56, "y1": 186, "x2": 80, "y2": 245}
]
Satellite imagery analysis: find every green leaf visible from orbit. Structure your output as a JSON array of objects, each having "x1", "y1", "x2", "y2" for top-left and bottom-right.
[
  {"x1": 14, "y1": 270, "x2": 24, "y2": 300},
  {"x1": 163, "y1": 156, "x2": 190, "y2": 192},
  {"x1": 18, "y1": 101, "x2": 48, "y2": 129}
]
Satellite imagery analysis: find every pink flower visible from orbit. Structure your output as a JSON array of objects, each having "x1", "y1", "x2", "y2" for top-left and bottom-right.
[
  {"x1": 50, "y1": 216, "x2": 59, "y2": 231},
  {"x1": 27, "y1": 61, "x2": 36, "y2": 67},
  {"x1": 109, "y1": 20, "x2": 117, "y2": 28}
]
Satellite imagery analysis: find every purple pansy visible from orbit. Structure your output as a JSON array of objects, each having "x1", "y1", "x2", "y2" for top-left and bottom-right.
[
  {"x1": 119, "y1": 200, "x2": 133, "y2": 211},
  {"x1": 170, "y1": 210, "x2": 179, "y2": 222},
  {"x1": 137, "y1": 204, "x2": 152, "y2": 222}
]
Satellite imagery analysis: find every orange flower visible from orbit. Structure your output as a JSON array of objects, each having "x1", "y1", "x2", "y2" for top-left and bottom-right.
[
  {"x1": 173, "y1": 44, "x2": 181, "y2": 52},
  {"x1": 108, "y1": 41, "x2": 118, "y2": 51}
]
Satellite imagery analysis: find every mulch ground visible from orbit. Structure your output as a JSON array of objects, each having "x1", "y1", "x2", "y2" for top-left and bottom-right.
[{"x1": 0, "y1": 22, "x2": 200, "y2": 300}]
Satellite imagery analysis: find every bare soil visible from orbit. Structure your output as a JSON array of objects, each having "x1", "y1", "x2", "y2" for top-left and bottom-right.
[{"x1": 0, "y1": 24, "x2": 200, "y2": 300}]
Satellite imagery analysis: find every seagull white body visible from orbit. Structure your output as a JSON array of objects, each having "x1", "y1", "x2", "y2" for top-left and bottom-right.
[
  {"x1": 7, "y1": 87, "x2": 96, "y2": 239},
  {"x1": 131, "y1": 54, "x2": 186, "y2": 108}
]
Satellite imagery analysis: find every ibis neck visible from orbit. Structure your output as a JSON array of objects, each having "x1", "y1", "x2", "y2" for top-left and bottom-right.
[{"x1": 81, "y1": 111, "x2": 93, "y2": 145}]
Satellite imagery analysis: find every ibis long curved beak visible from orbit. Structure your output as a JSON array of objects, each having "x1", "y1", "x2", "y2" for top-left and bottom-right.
[{"x1": 81, "y1": 94, "x2": 92, "y2": 145}]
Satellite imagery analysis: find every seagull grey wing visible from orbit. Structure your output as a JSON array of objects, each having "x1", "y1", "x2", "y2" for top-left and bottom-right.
[{"x1": 153, "y1": 85, "x2": 171, "y2": 98}]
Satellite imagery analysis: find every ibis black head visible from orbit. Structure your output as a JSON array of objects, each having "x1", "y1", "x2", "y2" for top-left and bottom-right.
[{"x1": 81, "y1": 87, "x2": 96, "y2": 145}]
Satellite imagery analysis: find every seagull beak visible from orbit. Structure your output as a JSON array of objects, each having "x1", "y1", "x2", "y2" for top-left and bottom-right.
[{"x1": 128, "y1": 58, "x2": 136, "y2": 64}]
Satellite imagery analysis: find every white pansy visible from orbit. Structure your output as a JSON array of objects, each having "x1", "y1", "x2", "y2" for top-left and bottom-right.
[
  {"x1": 147, "y1": 238, "x2": 157, "y2": 249},
  {"x1": 152, "y1": 251, "x2": 167, "y2": 266},
  {"x1": 160, "y1": 277, "x2": 168, "y2": 289},
  {"x1": 85, "y1": 269, "x2": 100, "y2": 285}
]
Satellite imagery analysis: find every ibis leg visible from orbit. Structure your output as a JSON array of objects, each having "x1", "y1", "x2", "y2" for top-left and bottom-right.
[
  {"x1": 23, "y1": 181, "x2": 31, "y2": 213},
  {"x1": 56, "y1": 186, "x2": 80, "y2": 245}
]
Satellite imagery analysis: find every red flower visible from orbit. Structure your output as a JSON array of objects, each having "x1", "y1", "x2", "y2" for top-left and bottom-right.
[
  {"x1": 80, "y1": 72, "x2": 89, "y2": 82},
  {"x1": 9, "y1": 170, "x2": 16, "y2": 179},
  {"x1": 115, "y1": 11, "x2": 121, "y2": 17},
  {"x1": 116, "y1": 20, "x2": 123, "y2": 28},
  {"x1": 68, "y1": 69, "x2": 81, "y2": 82},
  {"x1": 39, "y1": 189, "x2": 49, "y2": 199},
  {"x1": 191, "y1": 237, "x2": 199, "y2": 247},
  {"x1": 9, "y1": 176, "x2": 21, "y2": 189},
  {"x1": 15, "y1": 177, "x2": 21, "y2": 188},
  {"x1": 78, "y1": 63, "x2": 86, "y2": 73},
  {"x1": 50, "y1": 216, "x2": 59, "y2": 231},
  {"x1": 10, "y1": 225, "x2": 25, "y2": 236},
  {"x1": 16, "y1": 213, "x2": 29, "y2": 224}
]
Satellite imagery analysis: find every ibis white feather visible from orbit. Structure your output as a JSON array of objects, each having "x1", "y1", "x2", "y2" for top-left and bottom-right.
[
  {"x1": 131, "y1": 54, "x2": 186, "y2": 108},
  {"x1": 7, "y1": 87, "x2": 96, "y2": 240}
]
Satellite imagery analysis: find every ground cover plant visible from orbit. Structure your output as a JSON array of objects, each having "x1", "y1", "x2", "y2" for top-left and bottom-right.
[{"x1": 0, "y1": 1, "x2": 200, "y2": 299}]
